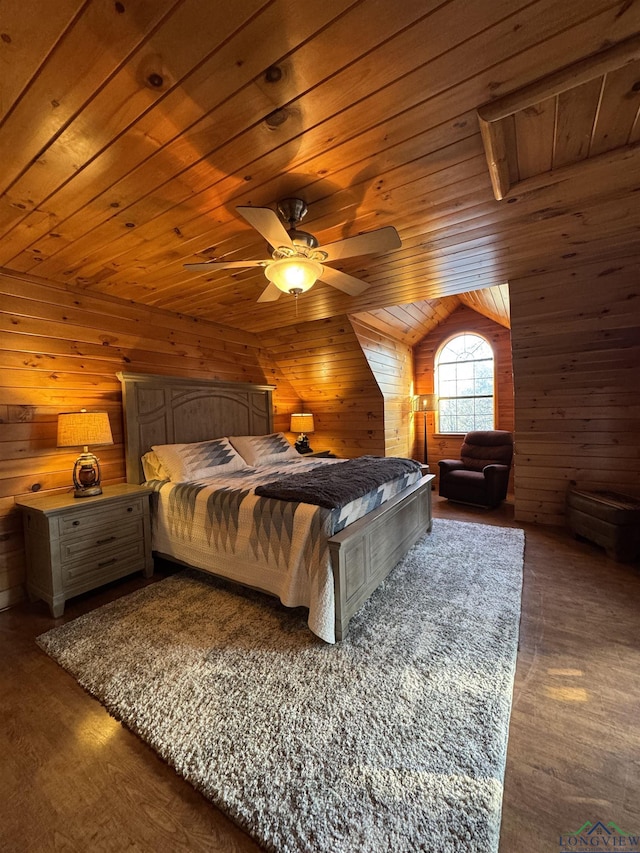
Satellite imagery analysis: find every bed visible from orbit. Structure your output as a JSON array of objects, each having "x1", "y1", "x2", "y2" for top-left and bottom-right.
[{"x1": 118, "y1": 371, "x2": 434, "y2": 642}]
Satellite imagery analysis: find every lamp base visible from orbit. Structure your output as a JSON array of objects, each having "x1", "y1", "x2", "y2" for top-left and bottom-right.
[
  {"x1": 73, "y1": 484, "x2": 103, "y2": 498},
  {"x1": 295, "y1": 435, "x2": 312, "y2": 454},
  {"x1": 72, "y1": 453, "x2": 103, "y2": 498}
]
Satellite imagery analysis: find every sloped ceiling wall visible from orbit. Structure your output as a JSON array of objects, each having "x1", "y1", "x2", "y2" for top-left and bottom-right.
[
  {"x1": 257, "y1": 316, "x2": 385, "y2": 458},
  {"x1": 353, "y1": 284, "x2": 510, "y2": 345},
  {"x1": 350, "y1": 319, "x2": 414, "y2": 459},
  {"x1": 258, "y1": 285, "x2": 511, "y2": 459}
]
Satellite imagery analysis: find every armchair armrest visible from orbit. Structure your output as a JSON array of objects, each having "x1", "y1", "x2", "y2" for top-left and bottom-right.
[
  {"x1": 482, "y1": 463, "x2": 511, "y2": 505},
  {"x1": 438, "y1": 459, "x2": 466, "y2": 474},
  {"x1": 482, "y1": 463, "x2": 510, "y2": 480}
]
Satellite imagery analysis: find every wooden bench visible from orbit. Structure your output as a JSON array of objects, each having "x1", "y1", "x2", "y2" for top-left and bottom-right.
[{"x1": 566, "y1": 488, "x2": 640, "y2": 563}]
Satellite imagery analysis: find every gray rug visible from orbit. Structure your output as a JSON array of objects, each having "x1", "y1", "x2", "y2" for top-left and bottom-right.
[{"x1": 37, "y1": 518, "x2": 524, "y2": 853}]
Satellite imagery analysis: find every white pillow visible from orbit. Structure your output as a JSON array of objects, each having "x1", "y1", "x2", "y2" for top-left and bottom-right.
[
  {"x1": 151, "y1": 437, "x2": 248, "y2": 481},
  {"x1": 229, "y1": 433, "x2": 301, "y2": 467},
  {"x1": 141, "y1": 450, "x2": 169, "y2": 481}
]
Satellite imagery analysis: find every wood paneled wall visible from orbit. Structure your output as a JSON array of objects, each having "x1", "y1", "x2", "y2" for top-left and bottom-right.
[
  {"x1": 0, "y1": 274, "x2": 418, "y2": 611},
  {"x1": 258, "y1": 316, "x2": 386, "y2": 459},
  {"x1": 413, "y1": 305, "x2": 514, "y2": 484},
  {"x1": 0, "y1": 270, "x2": 301, "y2": 609},
  {"x1": 510, "y1": 255, "x2": 640, "y2": 526},
  {"x1": 350, "y1": 318, "x2": 414, "y2": 458}
]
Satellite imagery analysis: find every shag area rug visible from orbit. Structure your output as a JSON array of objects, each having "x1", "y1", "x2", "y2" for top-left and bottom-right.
[{"x1": 38, "y1": 518, "x2": 524, "y2": 853}]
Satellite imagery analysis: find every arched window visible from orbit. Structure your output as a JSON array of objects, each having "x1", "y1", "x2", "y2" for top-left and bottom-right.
[{"x1": 436, "y1": 333, "x2": 494, "y2": 433}]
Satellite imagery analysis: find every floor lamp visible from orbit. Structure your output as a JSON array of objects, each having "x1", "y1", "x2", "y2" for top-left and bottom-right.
[{"x1": 413, "y1": 394, "x2": 438, "y2": 466}]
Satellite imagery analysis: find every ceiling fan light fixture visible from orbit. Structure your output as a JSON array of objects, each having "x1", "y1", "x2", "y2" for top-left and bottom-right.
[
  {"x1": 265, "y1": 257, "x2": 323, "y2": 295},
  {"x1": 185, "y1": 199, "x2": 400, "y2": 303}
]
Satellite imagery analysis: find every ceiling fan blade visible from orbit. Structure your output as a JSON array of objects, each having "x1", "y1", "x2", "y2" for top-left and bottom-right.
[
  {"x1": 237, "y1": 206, "x2": 294, "y2": 250},
  {"x1": 321, "y1": 226, "x2": 401, "y2": 262},
  {"x1": 257, "y1": 281, "x2": 282, "y2": 302},
  {"x1": 319, "y1": 265, "x2": 369, "y2": 296},
  {"x1": 184, "y1": 259, "x2": 268, "y2": 272}
]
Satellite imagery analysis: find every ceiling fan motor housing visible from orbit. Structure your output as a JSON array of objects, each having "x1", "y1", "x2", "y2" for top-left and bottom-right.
[
  {"x1": 277, "y1": 197, "x2": 308, "y2": 227},
  {"x1": 289, "y1": 229, "x2": 318, "y2": 250}
]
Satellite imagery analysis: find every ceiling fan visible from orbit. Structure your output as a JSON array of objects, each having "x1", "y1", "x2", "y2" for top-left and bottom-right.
[{"x1": 184, "y1": 198, "x2": 401, "y2": 302}]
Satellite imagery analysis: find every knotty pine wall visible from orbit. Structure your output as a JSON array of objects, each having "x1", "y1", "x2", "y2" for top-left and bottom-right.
[
  {"x1": 510, "y1": 254, "x2": 640, "y2": 526},
  {"x1": 0, "y1": 270, "x2": 301, "y2": 610},
  {"x1": 413, "y1": 305, "x2": 515, "y2": 486},
  {"x1": 1, "y1": 273, "x2": 417, "y2": 610},
  {"x1": 257, "y1": 316, "x2": 386, "y2": 458}
]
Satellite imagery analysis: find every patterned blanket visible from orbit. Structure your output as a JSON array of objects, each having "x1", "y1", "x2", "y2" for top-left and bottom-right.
[{"x1": 147, "y1": 457, "x2": 422, "y2": 643}]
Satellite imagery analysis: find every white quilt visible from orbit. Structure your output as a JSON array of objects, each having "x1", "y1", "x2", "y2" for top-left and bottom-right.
[{"x1": 148, "y1": 458, "x2": 422, "y2": 642}]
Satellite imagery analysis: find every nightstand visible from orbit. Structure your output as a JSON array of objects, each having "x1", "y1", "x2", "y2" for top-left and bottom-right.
[{"x1": 15, "y1": 484, "x2": 153, "y2": 617}]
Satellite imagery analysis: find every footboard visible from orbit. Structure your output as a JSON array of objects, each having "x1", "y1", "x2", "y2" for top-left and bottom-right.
[{"x1": 328, "y1": 474, "x2": 434, "y2": 640}]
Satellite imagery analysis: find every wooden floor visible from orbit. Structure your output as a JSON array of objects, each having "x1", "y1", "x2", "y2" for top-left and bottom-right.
[{"x1": 1, "y1": 497, "x2": 639, "y2": 852}]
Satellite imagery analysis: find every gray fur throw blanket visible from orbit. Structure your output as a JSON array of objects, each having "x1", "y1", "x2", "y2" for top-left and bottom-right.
[{"x1": 254, "y1": 456, "x2": 421, "y2": 509}]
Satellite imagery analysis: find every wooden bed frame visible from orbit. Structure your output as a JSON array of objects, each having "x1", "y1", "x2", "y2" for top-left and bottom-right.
[{"x1": 117, "y1": 371, "x2": 434, "y2": 640}]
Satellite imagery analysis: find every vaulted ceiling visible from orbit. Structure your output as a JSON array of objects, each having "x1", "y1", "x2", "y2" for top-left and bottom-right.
[{"x1": 2, "y1": 1, "x2": 639, "y2": 336}]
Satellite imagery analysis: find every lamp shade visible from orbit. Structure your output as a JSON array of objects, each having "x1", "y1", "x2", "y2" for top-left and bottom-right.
[
  {"x1": 57, "y1": 411, "x2": 114, "y2": 448},
  {"x1": 413, "y1": 394, "x2": 438, "y2": 413},
  {"x1": 265, "y1": 258, "x2": 323, "y2": 295},
  {"x1": 290, "y1": 413, "x2": 315, "y2": 434}
]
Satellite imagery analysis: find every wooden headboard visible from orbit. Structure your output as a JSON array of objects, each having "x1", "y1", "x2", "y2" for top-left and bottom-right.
[{"x1": 117, "y1": 372, "x2": 275, "y2": 484}]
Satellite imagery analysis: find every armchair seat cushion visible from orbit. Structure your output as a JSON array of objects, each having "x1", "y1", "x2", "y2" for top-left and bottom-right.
[
  {"x1": 447, "y1": 470, "x2": 485, "y2": 485},
  {"x1": 438, "y1": 459, "x2": 466, "y2": 475},
  {"x1": 441, "y1": 470, "x2": 489, "y2": 504}
]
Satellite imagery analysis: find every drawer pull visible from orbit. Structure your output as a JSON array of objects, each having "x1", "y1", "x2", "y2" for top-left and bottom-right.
[
  {"x1": 96, "y1": 535, "x2": 117, "y2": 545},
  {"x1": 98, "y1": 557, "x2": 117, "y2": 569},
  {"x1": 72, "y1": 520, "x2": 80, "y2": 526},
  {"x1": 127, "y1": 506, "x2": 134, "y2": 512}
]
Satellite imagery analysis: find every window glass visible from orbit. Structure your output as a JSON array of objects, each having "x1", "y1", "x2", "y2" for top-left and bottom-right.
[{"x1": 435, "y1": 333, "x2": 494, "y2": 433}]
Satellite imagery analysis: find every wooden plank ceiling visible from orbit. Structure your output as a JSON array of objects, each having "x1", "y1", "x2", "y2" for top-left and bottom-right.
[
  {"x1": 1, "y1": 0, "x2": 639, "y2": 336},
  {"x1": 354, "y1": 284, "x2": 511, "y2": 346},
  {"x1": 477, "y1": 34, "x2": 640, "y2": 199}
]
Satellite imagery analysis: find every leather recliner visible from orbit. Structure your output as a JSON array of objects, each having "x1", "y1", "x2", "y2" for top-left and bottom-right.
[{"x1": 438, "y1": 430, "x2": 514, "y2": 509}]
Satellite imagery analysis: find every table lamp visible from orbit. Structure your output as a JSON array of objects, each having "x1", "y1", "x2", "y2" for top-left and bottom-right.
[
  {"x1": 57, "y1": 410, "x2": 114, "y2": 497},
  {"x1": 290, "y1": 413, "x2": 314, "y2": 454}
]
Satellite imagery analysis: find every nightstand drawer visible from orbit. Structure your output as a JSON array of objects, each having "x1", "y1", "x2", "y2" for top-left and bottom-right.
[
  {"x1": 57, "y1": 498, "x2": 144, "y2": 536},
  {"x1": 63, "y1": 540, "x2": 148, "y2": 586},
  {"x1": 59, "y1": 518, "x2": 143, "y2": 563}
]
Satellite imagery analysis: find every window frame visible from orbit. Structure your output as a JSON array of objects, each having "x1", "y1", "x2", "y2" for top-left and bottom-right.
[{"x1": 434, "y1": 332, "x2": 496, "y2": 435}]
